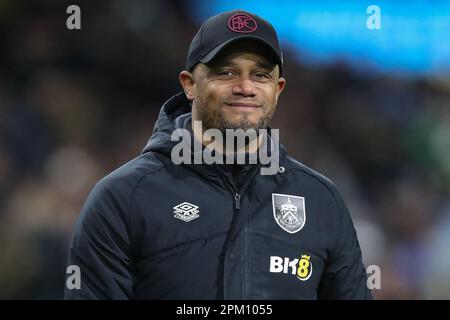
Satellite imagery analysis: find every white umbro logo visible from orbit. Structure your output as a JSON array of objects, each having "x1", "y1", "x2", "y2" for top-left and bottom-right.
[{"x1": 173, "y1": 202, "x2": 200, "y2": 222}]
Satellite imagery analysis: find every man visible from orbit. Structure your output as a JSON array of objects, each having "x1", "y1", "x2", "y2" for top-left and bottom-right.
[{"x1": 65, "y1": 10, "x2": 371, "y2": 299}]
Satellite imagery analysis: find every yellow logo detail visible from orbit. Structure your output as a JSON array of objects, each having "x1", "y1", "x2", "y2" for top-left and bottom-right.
[{"x1": 296, "y1": 254, "x2": 312, "y2": 281}]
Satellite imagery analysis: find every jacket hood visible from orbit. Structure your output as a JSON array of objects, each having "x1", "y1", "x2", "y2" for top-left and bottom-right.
[{"x1": 142, "y1": 91, "x2": 191, "y2": 156}]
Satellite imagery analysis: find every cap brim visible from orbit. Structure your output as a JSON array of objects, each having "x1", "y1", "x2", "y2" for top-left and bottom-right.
[{"x1": 199, "y1": 36, "x2": 282, "y2": 74}]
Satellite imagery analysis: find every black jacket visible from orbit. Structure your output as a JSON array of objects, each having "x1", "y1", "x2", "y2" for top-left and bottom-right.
[{"x1": 64, "y1": 92, "x2": 371, "y2": 300}]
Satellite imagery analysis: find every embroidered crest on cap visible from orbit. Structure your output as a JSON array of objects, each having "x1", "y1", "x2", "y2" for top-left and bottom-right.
[{"x1": 227, "y1": 12, "x2": 257, "y2": 33}]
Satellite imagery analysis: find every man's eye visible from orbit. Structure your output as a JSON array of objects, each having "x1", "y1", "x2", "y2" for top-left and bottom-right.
[
  {"x1": 217, "y1": 70, "x2": 235, "y2": 76},
  {"x1": 253, "y1": 72, "x2": 271, "y2": 79}
]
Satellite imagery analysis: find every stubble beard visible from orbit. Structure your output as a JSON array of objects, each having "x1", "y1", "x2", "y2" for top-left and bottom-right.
[{"x1": 195, "y1": 100, "x2": 275, "y2": 133}]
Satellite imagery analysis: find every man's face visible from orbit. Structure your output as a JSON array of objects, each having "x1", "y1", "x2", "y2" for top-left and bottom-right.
[{"x1": 181, "y1": 41, "x2": 286, "y2": 132}]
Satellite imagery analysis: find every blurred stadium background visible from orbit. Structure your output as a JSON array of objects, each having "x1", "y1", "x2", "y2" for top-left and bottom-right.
[{"x1": 0, "y1": 0, "x2": 449, "y2": 299}]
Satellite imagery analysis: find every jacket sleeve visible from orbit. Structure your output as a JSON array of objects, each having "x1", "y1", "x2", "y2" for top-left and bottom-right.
[
  {"x1": 64, "y1": 178, "x2": 135, "y2": 299},
  {"x1": 317, "y1": 188, "x2": 372, "y2": 300}
]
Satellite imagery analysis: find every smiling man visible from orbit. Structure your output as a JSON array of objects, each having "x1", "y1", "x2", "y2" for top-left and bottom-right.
[
  {"x1": 181, "y1": 40, "x2": 285, "y2": 133},
  {"x1": 65, "y1": 10, "x2": 372, "y2": 300}
]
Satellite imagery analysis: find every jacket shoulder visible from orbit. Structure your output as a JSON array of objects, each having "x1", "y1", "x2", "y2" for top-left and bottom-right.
[
  {"x1": 283, "y1": 155, "x2": 345, "y2": 209},
  {"x1": 101, "y1": 151, "x2": 166, "y2": 188},
  {"x1": 84, "y1": 152, "x2": 167, "y2": 217}
]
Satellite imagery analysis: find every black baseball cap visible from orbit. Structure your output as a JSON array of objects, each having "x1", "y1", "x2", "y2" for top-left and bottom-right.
[{"x1": 186, "y1": 10, "x2": 283, "y2": 75}]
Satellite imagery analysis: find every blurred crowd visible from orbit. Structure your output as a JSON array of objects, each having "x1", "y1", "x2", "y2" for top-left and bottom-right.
[{"x1": 0, "y1": 0, "x2": 449, "y2": 299}]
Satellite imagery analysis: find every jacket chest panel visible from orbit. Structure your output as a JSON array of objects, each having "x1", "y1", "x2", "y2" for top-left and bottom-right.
[{"x1": 132, "y1": 172, "x2": 235, "y2": 258}]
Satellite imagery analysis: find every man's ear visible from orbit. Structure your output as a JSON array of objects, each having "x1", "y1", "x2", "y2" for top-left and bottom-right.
[
  {"x1": 179, "y1": 71, "x2": 195, "y2": 100},
  {"x1": 275, "y1": 76, "x2": 286, "y2": 103}
]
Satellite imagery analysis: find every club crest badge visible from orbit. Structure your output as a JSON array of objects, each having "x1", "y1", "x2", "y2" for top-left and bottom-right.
[{"x1": 272, "y1": 193, "x2": 306, "y2": 234}]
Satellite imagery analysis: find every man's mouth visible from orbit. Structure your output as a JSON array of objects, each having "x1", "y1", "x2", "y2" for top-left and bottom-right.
[{"x1": 224, "y1": 102, "x2": 261, "y2": 111}]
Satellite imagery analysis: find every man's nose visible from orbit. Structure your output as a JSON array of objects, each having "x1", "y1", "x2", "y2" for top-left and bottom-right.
[{"x1": 232, "y1": 78, "x2": 256, "y2": 96}]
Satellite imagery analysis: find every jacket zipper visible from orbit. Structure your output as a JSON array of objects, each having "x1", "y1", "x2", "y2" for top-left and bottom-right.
[
  {"x1": 213, "y1": 166, "x2": 241, "y2": 212},
  {"x1": 234, "y1": 193, "x2": 240, "y2": 211},
  {"x1": 221, "y1": 175, "x2": 240, "y2": 212},
  {"x1": 213, "y1": 164, "x2": 260, "y2": 299}
]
